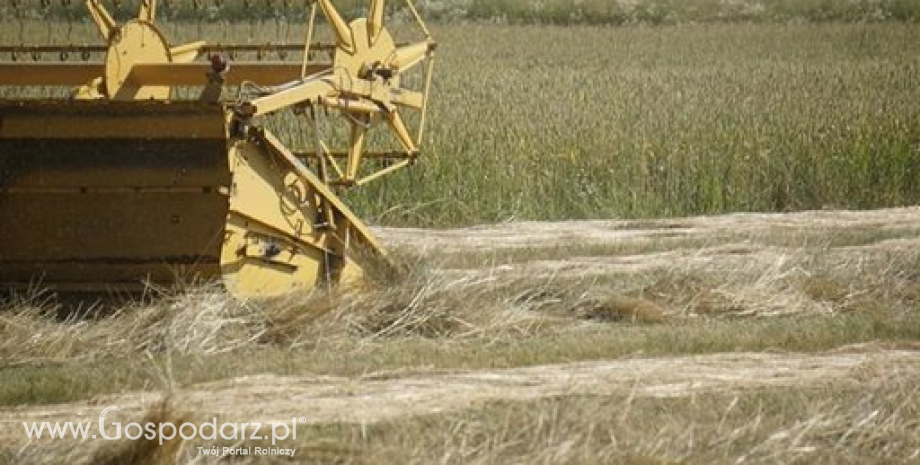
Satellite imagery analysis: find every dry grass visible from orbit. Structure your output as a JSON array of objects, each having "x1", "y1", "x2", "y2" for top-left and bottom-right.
[
  {"x1": 10, "y1": 400, "x2": 187, "y2": 465},
  {"x1": 285, "y1": 377, "x2": 920, "y2": 465},
  {"x1": 0, "y1": 231, "x2": 916, "y2": 407},
  {"x1": 0, "y1": 223, "x2": 917, "y2": 463},
  {"x1": 9, "y1": 372, "x2": 916, "y2": 465},
  {"x1": 87, "y1": 402, "x2": 187, "y2": 465},
  {"x1": 1, "y1": 242, "x2": 915, "y2": 366}
]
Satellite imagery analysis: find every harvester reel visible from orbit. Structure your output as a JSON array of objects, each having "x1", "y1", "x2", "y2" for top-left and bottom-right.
[
  {"x1": 239, "y1": 0, "x2": 436, "y2": 187},
  {"x1": 83, "y1": 0, "x2": 207, "y2": 99}
]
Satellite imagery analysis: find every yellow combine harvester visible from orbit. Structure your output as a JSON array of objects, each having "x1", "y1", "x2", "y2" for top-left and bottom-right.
[{"x1": 0, "y1": 0, "x2": 435, "y2": 299}]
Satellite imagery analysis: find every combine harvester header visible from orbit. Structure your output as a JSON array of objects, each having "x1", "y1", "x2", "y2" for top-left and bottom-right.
[{"x1": 0, "y1": 0, "x2": 436, "y2": 299}]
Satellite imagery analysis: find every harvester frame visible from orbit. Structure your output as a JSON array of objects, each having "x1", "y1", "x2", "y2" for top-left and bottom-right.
[{"x1": 0, "y1": 0, "x2": 436, "y2": 299}]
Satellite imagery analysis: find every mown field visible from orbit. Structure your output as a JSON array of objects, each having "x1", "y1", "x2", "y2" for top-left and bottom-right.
[
  {"x1": 1, "y1": 209, "x2": 919, "y2": 464},
  {"x1": 0, "y1": 1, "x2": 919, "y2": 464}
]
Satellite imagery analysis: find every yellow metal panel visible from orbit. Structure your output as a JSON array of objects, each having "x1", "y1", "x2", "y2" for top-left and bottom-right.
[
  {"x1": 224, "y1": 140, "x2": 327, "y2": 249},
  {"x1": 0, "y1": 101, "x2": 231, "y2": 292},
  {"x1": 104, "y1": 20, "x2": 172, "y2": 100},
  {"x1": 217, "y1": 131, "x2": 389, "y2": 298},
  {"x1": 0, "y1": 64, "x2": 105, "y2": 86},
  {"x1": 0, "y1": 62, "x2": 333, "y2": 88},
  {"x1": 0, "y1": 115, "x2": 224, "y2": 139},
  {"x1": 0, "y1": 147, "x2": 230, "y2": 290},
  {"x1": 0, "y1": 101, "x2": 227, "y2": 139},
  {"x1": 257, "y1": 130, "x2": 387, "y2": 255},
  {"x1": 0, "y1": 138, "x2": 230, "y2": 188},
  {"x1": 0, "y1": 192, "x2": 227, "y2": 261},
  {"x1": 220, "y1": 220, "x2": 326, "y2": 298},
  {"x1": 219, "y1": 140, "x2": 329, "y2": 297}
]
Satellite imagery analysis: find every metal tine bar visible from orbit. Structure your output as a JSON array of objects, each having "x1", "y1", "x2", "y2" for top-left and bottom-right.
[
  {"x1": 0, "y1": 46, "x2": 106, "y2": 53},
  {"x1": 354, "y1": 159, "x2": 410, "y2": 187},
  {"x1": 386, "y1": 110, "x2": 418, "y2": 154},
  {"x1": 86, "y1": 0, "x2": 117, "y2": 40},
  {"x1": 320, "y1": 141, "x2": 346, "y2": 180},
  {"x1": 417, "y1": 54, "x2": 435, "y2": 143},
  {"x1": 346, "y1": 116, "x2": 368, "y2": 182},
  {"x1": 301, "y1": 0, "x2": 317, "y2": 78},
  {"x1": 404, "y1": 0, "x2": 431, "y2": 39},
  {"x1": 0, "y1": 43, "x2": 415, "y2": 54},
  {"x1": 296, "y1": 151, "x2": 415, "y2": 160}
]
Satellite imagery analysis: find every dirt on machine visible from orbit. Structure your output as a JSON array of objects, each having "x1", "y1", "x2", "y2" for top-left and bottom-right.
[{"x1": 0, "y1": 0, "x2": 436, "y2": 299}]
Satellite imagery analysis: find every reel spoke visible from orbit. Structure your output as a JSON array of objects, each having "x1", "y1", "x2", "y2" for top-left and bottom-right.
[
  {"x1": 138, "y1": 0, "x2": 157, "y2": 22},
  {"x1": 368, "y1": 0, "x2": 385, "y2": 46},
  {"x1": 390, "y1": 41, "x2": 430, "y2": 72},
  {"x1": 391, "y1": 89, "x2": 424, "y2": 109},
  {"x1": 386, "y1": 110, "x2": 417, "y2": 153},
  {"x1": 346, "y1": 116, "x2": 369, "y2": 181},
  {"x1": 317, "y1": 0, "x2": 355, "y2": 52},
  {"x1": 170, "y1": 41, "x2": 205, "y2": 63},
  {"x1": 86, "y1": 0, "x2": 117, "y2": 40}
]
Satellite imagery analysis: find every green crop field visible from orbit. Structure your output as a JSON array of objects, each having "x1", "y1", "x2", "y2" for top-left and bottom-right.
[{"x1": 347, "y1": 22, "x2": 920, "y2": 226}]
